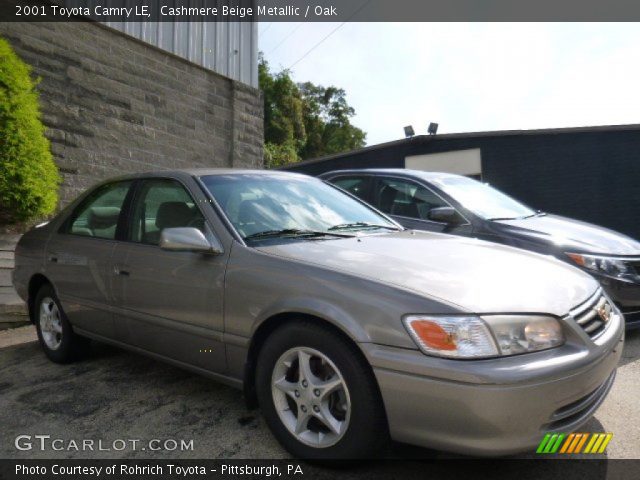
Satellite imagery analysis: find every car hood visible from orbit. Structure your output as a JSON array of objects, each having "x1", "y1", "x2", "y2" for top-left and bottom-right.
[
  {"x1": 256, "y1": 230, "x2": 598, "y2": 316},
  {"x1": 494, "y1": 214, "x2": 640, "y2": 255}
]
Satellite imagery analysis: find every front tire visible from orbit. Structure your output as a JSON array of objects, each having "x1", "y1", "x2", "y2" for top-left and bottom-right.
[
  {"x1": 34, "y1": 284, "x2": 90, "y2": 363},
  {"x1": 256, "y1": 321, "x2": 388, "y2": 459}
]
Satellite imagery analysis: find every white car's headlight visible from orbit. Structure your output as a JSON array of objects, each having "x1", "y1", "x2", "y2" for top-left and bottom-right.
[
  {"x1": 566, "y1": 253, "x2": 638, "y2": 281},
  {"x1": 403, "y1": 315, "x2": 564, "y2": 359}
]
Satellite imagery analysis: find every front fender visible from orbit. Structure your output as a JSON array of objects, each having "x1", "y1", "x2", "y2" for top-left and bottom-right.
[
  {"x1": 224, "y1": 243, "x2": 454, "y2": 350},
  {"x1": 251, "y1": 296, "x2": 370, "y2": 343}
]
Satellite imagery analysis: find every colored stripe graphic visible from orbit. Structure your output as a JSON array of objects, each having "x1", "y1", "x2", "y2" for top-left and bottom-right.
[
  {"x1": 536, "y1": 433, "x2": 565, "y2": 453},
  {"x1": 559, "y1": 433, "x2": 575, "y2": 453},
  {"x1": 537, "y1": 433, "x2": 612, "y2": 454},
  {"x1": 550, "y1": 434, "x2": 565, "y2": 453},
  {"x1": 574, "y1": 433, "x2": 589, "y2": 453},
  {"x1": 544, "y1": 434, "x2": 558, "y2": 453},
  {"x1": 584, "y1": 433, "x2": 599, "y2": 453},
  {"x1": 597, "y1": 434, "x2": 613, "y2": 453},
  {"x1": 590, "y1": 434, "x2": 606, "y2": 453},
  {"x1": 536, "y1": 434, "x2": 551, "y2": 453}
]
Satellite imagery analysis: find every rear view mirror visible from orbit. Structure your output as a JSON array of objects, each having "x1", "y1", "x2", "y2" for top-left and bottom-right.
[
  {"x1": 159, "y1": 227, "x2": 223, "y2": 254},
  {"x1": 428, "y1": 207, "x2": 462, "y2": 224}
]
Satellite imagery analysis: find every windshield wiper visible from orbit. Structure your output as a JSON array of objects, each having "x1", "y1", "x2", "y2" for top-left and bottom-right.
[
  {"x1": 521, "y1": 211, "x2": 547, "y2": 219},
  {"x1": 244, "y1": 228, "x2": 354, "y2": 240},
  {"x1": 328, "y1": 222, "x2": 401, "y2": 231},
  {"x1": 486, "y1": 217, "x2": 519, "y2": 221}
]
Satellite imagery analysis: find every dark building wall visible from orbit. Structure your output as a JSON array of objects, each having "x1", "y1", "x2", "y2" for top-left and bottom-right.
[
  {"x1": 0, "y1": 21, "x2": 263, "y2": 207},
  {"x1": 285, "y1": 129, "x2": 640, "y2": 240}
]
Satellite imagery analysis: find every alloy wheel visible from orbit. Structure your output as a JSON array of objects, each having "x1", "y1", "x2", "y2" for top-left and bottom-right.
[
  {"x1": 271, "y1": 347, "x2": 351, "y2": 448},
  {"x1": 39, "y1": 297, "x2": 63, "y2": 350}
]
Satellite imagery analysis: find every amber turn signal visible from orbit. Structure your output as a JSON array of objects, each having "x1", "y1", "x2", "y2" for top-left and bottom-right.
[{"x1": 410, "y1": 320, "x2": 457, "y2": 351}]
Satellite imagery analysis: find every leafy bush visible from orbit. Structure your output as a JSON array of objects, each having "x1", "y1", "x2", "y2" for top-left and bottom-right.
[
  {"x1": 264, "y1": 142, "x2": 299, "y2": 169},
  {"x1": 0, "y1": 36, "x2": 59, "y2": 223}
]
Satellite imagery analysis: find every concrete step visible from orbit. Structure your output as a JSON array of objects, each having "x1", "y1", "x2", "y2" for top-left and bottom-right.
[
  {"x1": 0, "y1": 234, "x2": 20, "y2": 251},
  {"x1": 0, "y1": 249, "x2": 16, "y2": 268},
  {"x1": 0, "y1": 286, "x2": 26, "y2": 314},
  {"x1": 0, "y1": 258, "x2": 14, "y2": 269},
  {"x1": 0, "y1": 324, "x2": 36, "y2": 345},
  {"x1": 0, "y1": 312, "x2": 29, "y2": 331},
  {"x1": 0, "y1": 269, "x2": 11, "y2": 287},
  {"x1": 0, "y1": 234, "x2": 23, "y2": 314}
]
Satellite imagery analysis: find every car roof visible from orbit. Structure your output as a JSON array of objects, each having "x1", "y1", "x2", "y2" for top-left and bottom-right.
[
  {"x1": 100, "y1": 168, "x2": 312, "y2": 182},
  {"x1": 319, "y1": 168, "x2": 466, "y2": 182}
]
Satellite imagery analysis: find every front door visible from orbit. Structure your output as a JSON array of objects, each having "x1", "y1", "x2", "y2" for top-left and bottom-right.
[
  {"x1": 372, "y1": 176, "x2": 471, "y2": 234},
  {"x1": 110, "y1": 178, "x2": 227, "y2": 374}
]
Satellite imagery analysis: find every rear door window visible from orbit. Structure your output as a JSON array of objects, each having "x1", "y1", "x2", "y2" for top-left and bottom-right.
[{"x1": 66, "y1": 181, "x2": 132, "y2": 240}]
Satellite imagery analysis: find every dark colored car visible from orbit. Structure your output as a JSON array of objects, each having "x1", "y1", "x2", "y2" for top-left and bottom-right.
[{"x1": 320, "y1": 169, "x2": 640, "y2": 329}]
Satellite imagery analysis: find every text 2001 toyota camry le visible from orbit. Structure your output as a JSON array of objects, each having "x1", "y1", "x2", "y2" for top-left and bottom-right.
[{"x1": 13, "y1": 170, "x2": 624, "y2": 458}]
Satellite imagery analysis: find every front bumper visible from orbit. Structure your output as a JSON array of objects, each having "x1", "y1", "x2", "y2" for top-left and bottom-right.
[{"x1": 362, "y1": 313, "x2": 624, "y2": 456}]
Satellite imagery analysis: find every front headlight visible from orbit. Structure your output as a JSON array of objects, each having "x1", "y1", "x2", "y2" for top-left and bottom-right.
[
  {"x1": 482, "y1": 315, "x2": 564, "y2": 356},
  {"x1": 566, "y1": 252, "x2": 636, "y2": 280},
  {"x1": 403, "y1": 315, "x2": 564, "y2": 359}
]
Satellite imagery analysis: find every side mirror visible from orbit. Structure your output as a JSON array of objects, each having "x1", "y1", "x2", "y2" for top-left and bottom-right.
[
  {"x1": 159, "y1": 227, "x2": 223, "y2": 254},
  {"x1": 428, "y1": 206, "x2": 462, "y2": 224}
]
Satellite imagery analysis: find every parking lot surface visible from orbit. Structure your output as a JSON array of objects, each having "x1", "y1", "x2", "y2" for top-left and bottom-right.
[{"x1": 0, "y1": 326, "x2": 638, "y2": 460}]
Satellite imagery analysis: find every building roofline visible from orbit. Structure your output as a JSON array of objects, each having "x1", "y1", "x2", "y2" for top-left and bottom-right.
[{"x1": 288, "y1": 123, "x2": 640, "y2": 168}]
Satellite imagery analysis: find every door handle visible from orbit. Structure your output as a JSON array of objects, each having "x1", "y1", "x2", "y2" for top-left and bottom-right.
[
  {"x1": 48, "y1": 255, "x2": 58, "y2": 263},
  {"x1": 113, "y1": 266, "x2": 130, "y2": 277}
]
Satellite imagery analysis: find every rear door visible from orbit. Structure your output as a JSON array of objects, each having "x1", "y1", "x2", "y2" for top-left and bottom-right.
[
  {"x1": 45, "y1": 180, "x2": 133, "y2": 338},
  {"x1": 110, "y1": 177, "x2": 228, "y2": 374}
]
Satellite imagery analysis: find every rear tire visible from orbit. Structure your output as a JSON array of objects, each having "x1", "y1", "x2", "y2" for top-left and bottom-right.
[
  {"x1": 34, "y1": 284, "x2": 90, "y2": 363},
  {"x1": 256, "y1": 321, "x2": 388, "y2": 459}
]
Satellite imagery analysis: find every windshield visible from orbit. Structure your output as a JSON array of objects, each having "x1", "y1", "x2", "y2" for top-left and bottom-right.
[
  {"x1": 431, "y1": 175, "x2": 536, "y2": 220},
  {"x1": 200, "y1": 174, "x2": 398, "y2": 242}
]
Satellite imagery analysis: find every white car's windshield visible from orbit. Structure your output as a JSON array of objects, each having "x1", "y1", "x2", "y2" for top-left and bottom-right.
[
  {"x1": 200, "y1": 174, "x2": 399, "y2": 242},
  {"x1": 432, "y1": 175, "x2": 536, "y2": 220}
]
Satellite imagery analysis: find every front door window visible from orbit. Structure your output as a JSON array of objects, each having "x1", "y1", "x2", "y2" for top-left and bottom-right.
[
  {"x1": 130, "y1": 179, "x2": 205, "y2": 245},
  {"x1": 376, "y1": 178, "x2": 449, "y2": 220}
]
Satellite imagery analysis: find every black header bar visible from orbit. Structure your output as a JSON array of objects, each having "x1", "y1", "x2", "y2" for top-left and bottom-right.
[{"x1": 3, "y1": 0, "x2": 640, "y2": 22}]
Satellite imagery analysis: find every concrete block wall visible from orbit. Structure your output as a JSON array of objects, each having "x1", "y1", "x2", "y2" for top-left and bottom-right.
[{"x1": 0, "y1": 21, "x2": 264, "y2": 208}]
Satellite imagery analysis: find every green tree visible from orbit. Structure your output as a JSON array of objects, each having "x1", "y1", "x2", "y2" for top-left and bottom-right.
[
  {"x1": 298, "y1": 82, "x2": 366, "y2": 159},
  {"x1": 0, "y1": 36, "x2": 59, "y2": 223},
  {"x1": 259, "y1": 55, "x2": 366, "y2": 168},
  {"x1": 259, "y1": 55, "x2": 306, "y2": 168}
]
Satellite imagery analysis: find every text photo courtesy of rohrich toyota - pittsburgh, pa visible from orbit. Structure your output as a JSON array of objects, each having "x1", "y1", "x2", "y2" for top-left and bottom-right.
[{"x1": 1, "y1": 1, "x2": 640, "y2": 480}]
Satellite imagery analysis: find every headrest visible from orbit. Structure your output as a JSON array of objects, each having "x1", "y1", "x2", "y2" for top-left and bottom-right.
[
  {"x1": 87, "y1": 207, "x2": 120, "y2": 230},
  {"x1": 379, "y1": 185, "x2": 397, "y2": 209}
]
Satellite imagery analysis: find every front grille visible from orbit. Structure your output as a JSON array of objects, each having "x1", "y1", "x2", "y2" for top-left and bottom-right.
[
  {"x1": 629, "y1": 260, "x2": 640, "y2": 276},
  {"x1": 568, "y1": 289, "x2": 612, "y2": 339}
]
